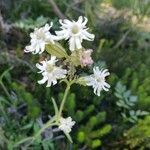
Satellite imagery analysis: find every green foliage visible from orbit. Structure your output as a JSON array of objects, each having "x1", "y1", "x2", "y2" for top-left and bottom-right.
[
  {"x1": 115, "y1": 82, "x2": 138, "y2": 109},
  {"x1": 0, "y1": 127, "x2": 7, "y2": 149},
  {"x1": 124, "y1": 116, "x2": 150, "y2": 149},
  {"x1": 10, "y1": 82, "x2": 41, "y2": 118},
  {"x1": 115, "y1": 82, "x2": 149, "y2": 123},
  {"x1": 61, "y1": 92, "x2": 112, "y2": 149},
  {"x1": 111, "y1": 0, "x2": 150, "y2": 16},
  {"x1": 15, "y1": 16, "x2": 49, "y2": 31},
  {"x1": 122, "y1": 64, "x2": 150, "y2": 111},
  {"x1": 3, "y1": 0, "x2": 54, "y2": 21}
]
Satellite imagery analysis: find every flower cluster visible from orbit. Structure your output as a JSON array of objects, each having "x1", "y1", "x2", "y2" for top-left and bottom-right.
[{"x1": 24, "y1": 16, "x2": 110, "y2": 138}]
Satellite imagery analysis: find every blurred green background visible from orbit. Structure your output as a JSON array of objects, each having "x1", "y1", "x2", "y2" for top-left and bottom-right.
[{"x1": 0, "y1": 0, "x2": 150, "y2": 149}]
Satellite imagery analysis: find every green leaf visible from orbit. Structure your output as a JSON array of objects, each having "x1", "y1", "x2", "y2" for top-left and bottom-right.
[
  {"x1": 136, "y1": 110, "x2": 149, "y2": 116},
  {"x1": 129, "y1": 96, "x2": 138, "y2": 102},
  {"x1": 130, "y1": 110, "x2": 135, "y2": 116},
  {"x1": 0, "y1": 67, "x2": 13, "y2": 81},
  {"x1": 46, "y1": 43, "x2": 68, "y2": 58},
  {"x1": 42, "y1": 143, "x2": 49, "y2": 150},
  {"x1": 91, "y1": 139, "x2": 102, "y2": 148},
  {"x1": 64, "y1": 132, "x2": 73, "y2": 143},
  {"x1": 33, "y1": 123, "x2": 41, "y2": 143},
  {"x1": 75, "y1": 110, "x2": 84, "y2": 122},
  {"x1": 51, "y1": 98, "x2": 58, "y2": 116},
  {"x1": 114, "y1": 92, "x2": 122, "y2": 99},
  {"x1": 21, "y1": 121, "x2": 34, "y2": 130},
  {"x1": 77, "y1": 131, "x2": 85, "y2": 143}
]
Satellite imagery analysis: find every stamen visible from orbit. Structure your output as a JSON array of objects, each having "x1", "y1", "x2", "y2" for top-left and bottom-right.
[{"x1": 46, "y1": 64, "x2": 54, "y2": 72}]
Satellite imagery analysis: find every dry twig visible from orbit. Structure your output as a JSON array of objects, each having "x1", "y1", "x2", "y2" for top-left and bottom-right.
[{"x1": 48, "y1": 0, "x2": 66, "y2": 19}]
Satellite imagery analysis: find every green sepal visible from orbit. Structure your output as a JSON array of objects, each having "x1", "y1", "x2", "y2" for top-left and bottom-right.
[
  {"x1": 75, "y1": 77, "x2": 87, "y2": 86},
  {"x1": 46, "y1": 42, "x2": 68, "y2": 58}
]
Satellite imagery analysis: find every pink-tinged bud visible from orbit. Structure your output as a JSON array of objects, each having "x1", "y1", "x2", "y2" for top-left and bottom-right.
[{"x1": 80, "y1": 49, "x2": 94, "y2": 67}]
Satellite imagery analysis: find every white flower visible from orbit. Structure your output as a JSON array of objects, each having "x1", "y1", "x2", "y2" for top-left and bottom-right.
[
  {"x1": 84, "y1": 67, "x2": 110, "y2": 96},
  {"x1": 25, "y1": 23, "x2": 56, "y2": 54},
  {"x1": 36, "y1": 56, "x2": 67, "y2": 87},
  {"x1": 59, "y1": 117, "x2": 75, "y2": 133},
  {"x1": 56, "y1": 16, "x2": 95, "y2": 51}
]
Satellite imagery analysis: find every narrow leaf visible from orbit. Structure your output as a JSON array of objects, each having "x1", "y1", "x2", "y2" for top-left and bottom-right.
[
  {"x1": 64, "y1": 132, "x2": 73, "y2": 143},
  {"x1": 51, "y1": 98, "x2": 58, "y2": 116}
]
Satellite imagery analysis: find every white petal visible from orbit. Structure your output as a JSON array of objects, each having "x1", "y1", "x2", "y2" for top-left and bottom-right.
[
  {"x1": 82, "y1": 17, "x2": 88, "y2": 26},
  {"x1": 38, "y1": 77, "x2": 47, "y2": 84},
  {"x1": 82, "y1": 30, "x2": 95, "y2": 41},
  {"x1": 52, "y1": 80, "x2": 57, "y2": 85},
  {"x1": 77, "y1": 16, "x2": 83, "y2": 24},
  {"x1": 39, "y1": 42, "x2": 45, "y2": 54},
  {"x1": 63, "y1": 19, "x2": 72, "y2": 25},
  {"x1": 36, "y1": 63, "x2": 44, "y2": 72},
  {"x1": 69, "y1": 37, "x2": 75, "y2": 51},
  {"x1": 104, "y1": 82, "x2": 110, "y2": 89},
  {"x1": 44, "y1": 23, "x2": 50, "y2": 31},
  {"x1": 35, "y1": 44, "x2": 40, "y2": 54},
  {"x1": 75, "y1": 37, "x2": 82, "y2": 49},
  {"x1": 24, "y1": 45, "x2": 33, "y2": 53}
]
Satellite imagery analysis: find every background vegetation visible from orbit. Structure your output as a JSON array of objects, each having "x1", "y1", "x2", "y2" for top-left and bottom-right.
[{"x1": 0, "y1": 0, "x2": 150, "y2": 149}]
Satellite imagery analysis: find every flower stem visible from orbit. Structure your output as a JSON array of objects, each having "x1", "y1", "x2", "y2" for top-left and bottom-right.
[{"x1": 58, "y1": 82, "x2": 71, "y2": 119}]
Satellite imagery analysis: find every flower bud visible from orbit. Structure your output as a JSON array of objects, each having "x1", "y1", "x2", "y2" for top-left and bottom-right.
[{"x1": 80, "y1": 49, "x2": 94, "y2": 67}]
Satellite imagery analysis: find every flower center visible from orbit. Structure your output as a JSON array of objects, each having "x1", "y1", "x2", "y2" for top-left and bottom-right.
[
  {"x1": 71, "y1": 24, "x2": 79, "y2": 34},
  {"x1": 96, "y1": 76, "x2": 104, "y2": 83},
  {"x1": 36, "y1": 31, "x2": 45, "y2": 40},
  {"x1": 46, "y1": 64, "x2": 54, "y2": 73}
]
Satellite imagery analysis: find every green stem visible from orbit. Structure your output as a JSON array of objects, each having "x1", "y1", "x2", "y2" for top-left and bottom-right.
[{"x1": 58, "y1": 82, "x2": 71, "y2": 119}]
